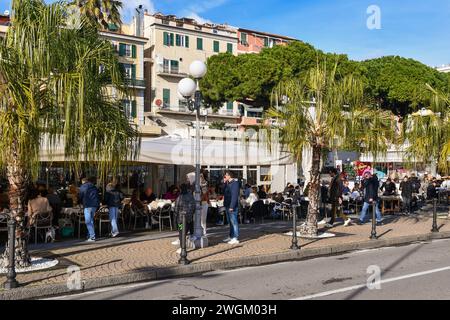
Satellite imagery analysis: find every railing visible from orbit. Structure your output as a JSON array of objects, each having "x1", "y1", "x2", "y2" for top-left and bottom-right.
[{"x1": 124, "y1": 77, "x2": 146, "y2": 88}]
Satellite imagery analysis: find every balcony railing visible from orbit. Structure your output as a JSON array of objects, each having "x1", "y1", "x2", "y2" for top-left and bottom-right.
[
  {"x1": 157, "y1": 67, "x2": 187, "y2": 78},
  {"x1": 124, "y1": 77, "x2": 146, "y2": 88}
]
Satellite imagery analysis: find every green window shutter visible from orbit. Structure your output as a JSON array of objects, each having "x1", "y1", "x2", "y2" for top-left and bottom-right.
[
  {"x1": 163, "y1": 32, "x2": 169, "y2": 45},
  {"x1": 119, "y1": 43, "x2": 126, "y2": 56},
  {"x1": 132, "y1": 45, "x2": 137, "y2": 58},
  {"x1": 214, "y1": 41, "x2": 220, "y2": 52},
  {"x1": 131, "y1": 64, "x2": 136, "y2": 79},
  {"x1": 264, "y1": 37, "x2": 269, "y2": 47},
  {"x1": 170, "y1": 60, "x2": 179, "y2": 70},
  {"x1": 227, "y1": 102, "x2": 233, "y2": 110},
  {"x1": 197, "y1": 37, "x2": 203, "y2": 50},
  {"x1": 170, "y1": 33, "x2": 174, "y2": 46},
  {"x1": 185, "y1": 36, "x2": 189, "y2": 48},
  {"x1": 227, "y1": 43, "x2": 233, "y2": 53},
  {"x1": 131, "y1": 101, "x2": 137, "y2": 118},
  {"x1": 176, "y1": 34, "x2": 181, "y2": 46},
  {"x1": 163, "y1": 89, "x2": 170, "y2": 105}
]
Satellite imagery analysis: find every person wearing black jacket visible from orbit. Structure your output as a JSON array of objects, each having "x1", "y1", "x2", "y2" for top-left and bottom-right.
[
  {"x1": 327, "y1": 168, "x2": 351, "y2": 227},
  {"x1": 380, "y1": 178, "x2": 397, "y2": 196},
  {"x1": 223, "y1": 172, "x2": 240, "y2": 245},
  {"x1": 358, "y1": 171, "x2": 383, "y2": 225},
  {"x1": 400, "y1": 177, "x2": 413, "y2": 214},
  {"x1": 105, "y1": 183, "x2": 124, "y2": 237},
  {"x1": 427, "y1": 181, "x2": 438, "y2": 201}
]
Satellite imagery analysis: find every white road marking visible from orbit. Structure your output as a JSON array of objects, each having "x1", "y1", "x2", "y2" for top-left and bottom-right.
[
  {"x1": 292, "y1": 266, "x2": 450, "y2": 300},
  {"x1": 41, "y1": 280, "x2": 167, "y2": 300}
]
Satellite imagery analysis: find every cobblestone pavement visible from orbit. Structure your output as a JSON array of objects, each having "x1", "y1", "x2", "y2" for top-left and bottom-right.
[{"x1": 0, "y1": 206, "x2": 449, "y2": 289}]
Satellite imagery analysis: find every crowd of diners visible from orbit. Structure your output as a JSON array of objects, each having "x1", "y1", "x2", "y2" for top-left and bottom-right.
[{"x1": 0, "y1": 168, "x2": 449, "y2": 243}]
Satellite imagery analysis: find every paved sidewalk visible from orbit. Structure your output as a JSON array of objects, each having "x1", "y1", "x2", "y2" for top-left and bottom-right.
[{"x1": 0, "y1": 206, "x2": 449, "y2": 299}]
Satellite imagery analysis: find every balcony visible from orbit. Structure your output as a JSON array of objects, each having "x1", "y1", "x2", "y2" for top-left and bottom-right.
[
  {"x1": 156, "y1": 67, "x2": 188, "y2": 78},
  {"x1": 124, "y1": 77, "x2": 146, "y2": 89}
]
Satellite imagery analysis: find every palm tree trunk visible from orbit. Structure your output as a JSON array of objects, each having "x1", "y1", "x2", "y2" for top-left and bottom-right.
[
  {"x1": 0, "y1": 147, "x2": 31, "y2": 268},
  {"x1": 300, "y1": 144, "x2": 321, "y2": 237}
]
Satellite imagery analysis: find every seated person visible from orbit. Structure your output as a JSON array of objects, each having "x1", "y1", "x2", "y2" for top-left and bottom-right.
[
  {"x1": 132, "y1": 189, "x2": 150, "y2": 214},
  {"x1": 380, "y1": 178, "x2": 397, "y2": 196},
  {"x1": 342, "y1": 180, "x2": 351, "y2": 195},
  {"x1": 272, "y1": 192, "x2": 284, "y2": 204},
  {"x1": 246, "y1": 187, "x2": 259, "y2": 207},
  {"x1": 140, "y1": 187, "x2": 157, "y2": 203},
  {"x1": 257, "y1": 186, "x2": 267, "y2": 200},
  {"x1": 163, "y1": 185, "x2": 179, "y2": 201},
  {"x1": 27, "y1": 188, "x2": 52, "y2": 226}
]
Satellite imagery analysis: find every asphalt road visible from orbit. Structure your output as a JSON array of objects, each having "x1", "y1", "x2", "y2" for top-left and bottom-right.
[{"x1": 46, "y1": 238, "x2": 450, "y2": 300}]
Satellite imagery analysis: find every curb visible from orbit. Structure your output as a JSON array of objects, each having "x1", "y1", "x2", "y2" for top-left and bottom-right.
[{"x1": 2, "y1": 230, "x2": 450, "y2": 300}]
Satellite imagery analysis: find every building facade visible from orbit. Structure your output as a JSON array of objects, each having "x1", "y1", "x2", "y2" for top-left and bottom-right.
[
  {"x1": 437, "y1": 65, "x2": 450, "y2": 73},
  {"x1": 143, "y1": 13, "x2": 239, "y2": 116},
  {"x1": 237, "y1": 28, "x2": 294, "y2": 54}
]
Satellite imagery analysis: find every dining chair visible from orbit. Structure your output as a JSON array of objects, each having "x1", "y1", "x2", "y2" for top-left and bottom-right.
[
  {"x1": 97, "y1": 206, "x2": 110, "y2": 237},
  {"x1": 129, "y1": 204, "x2": 149, "y2": 230},
  {"x1": 155, "y1": 203, "x2": 173, "y2": 232},
  {"x1": 32, "y1": 211, "x2": 53, "y2": 244}
]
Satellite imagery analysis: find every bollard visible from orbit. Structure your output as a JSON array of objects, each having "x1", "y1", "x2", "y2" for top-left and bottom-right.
[
  {"x1": 178, "y1": 212, "x2": 190, "y2": 265},
  {"x1": 431, "y1": 198, "x2": 439, "y2": 233},
  {"x1": 3, "y1": 218, "x2": 19, "y2": 289},
  {"x1": 370, "y1": 202, "x2": 377, "y2": 240},
  {"x1": 290, "y1": 204, "x2": 300, "y2": 250}
]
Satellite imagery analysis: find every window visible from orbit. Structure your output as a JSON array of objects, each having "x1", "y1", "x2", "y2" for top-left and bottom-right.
[
  {"x1": 260, "y1": 166, "x2": 272, "y2": 183},
  {"x1": 226, "y1": 102, "x2": 233, "y2": 114},
  {"x1": 162, "y1": 19, "x2": 170, "y2": 25},
  {"x1": 197, "y1": 37, "x2": 203, "y2": 50},
  {"x1": 263, "y1": 37, "x2": 269, "y2": 48},
  {"x1": 122, "y1": 100, "x2": 136, "y2": 119},
  {"x1": 162, "y1": 59, "x2": 180, "y2": 74},
  {"x1": 175, "y1": 34, "x2": 189, "y2": 48},
  {"x1": 213, "y1": 41, "x2": 220, "y2": 53},
  {"x1": 163, "y1": 89, "x2": 170, "y2": 107},
  {"x1": 240, "y1": 33, "x2": 248, "y2": 45},
  {"x1": 227, "y1": 43, "x2": 233, "y2": 53},
  {"x1": 170, "y1": 60, "x2": 179, "y2": 73},
  {"x1": 163, "y1": 32, "x2": 174, "y2": 46},
  {"x1": 118, "y1": 43, "x2": 136, "y2": 58}
]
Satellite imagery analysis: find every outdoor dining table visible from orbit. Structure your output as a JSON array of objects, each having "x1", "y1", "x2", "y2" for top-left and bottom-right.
[
  {"x1": 380, "y1": 195, "x2": 402, "y2": 215},
  {"x1": 147, "y1": 200, "x2": 174, "y2": 212}
]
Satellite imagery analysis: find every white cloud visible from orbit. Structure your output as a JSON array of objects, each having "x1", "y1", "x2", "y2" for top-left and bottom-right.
[
  {"x1": 184, "y1": 12, "x2": 212, "y2": 25},
  {"x1": 121, "y1": 0, "x2": 156, "y2": 22}
]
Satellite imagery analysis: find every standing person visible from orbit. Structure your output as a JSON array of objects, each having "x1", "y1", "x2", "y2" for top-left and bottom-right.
[
  {"x1": 223, "y1": 171, "x2": 240, "y2": 245},
  {"x1": 257, "y1": 186, "x2": 267, "y2": 200},
  {"x1": 46, "y1": 187, "x2": 62, "y2": 227},
  {"x1": 173, "y1": 183, "x2": 196, "y2": 254},
  {"x1": 243, "y1": 184, "x2": 252, "y2": 199},
  {"x1": 400, "y1": 176, "x2": 413, "y2": 214},
  {"x1": 327, "y1": 168, "x2": 351, "y2": 227},
  {"x1": 104, "y1": 183, "x2": 124, "y2": 238},
  {"x1": 79, "y1": 177, "x2": 100, "y2": 242},
  {"x1": 200, "y1": 180, "x2": 209, "y2": 237},
  {"x1": 358, "y1": 170, "x2": 383, "y2": 225}
]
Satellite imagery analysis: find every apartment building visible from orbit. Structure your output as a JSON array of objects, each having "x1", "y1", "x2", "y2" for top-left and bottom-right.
[
  {"x1": 437, "y1": 64, "x2": 450, "y2": 73},
  {"x1": 0, "y1": 13, "x2": 9, "y2": 36},
  {"x1": 237, "y1": 28, "x2": 295, "y2": 54},
  {"x1": 143, "y1": 13, "x2": 239, "y2": 117}
]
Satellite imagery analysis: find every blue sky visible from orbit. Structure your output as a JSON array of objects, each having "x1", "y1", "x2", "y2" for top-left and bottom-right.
[{"x1": 1, "y1": 0, "x2": 449, "y2": 67}]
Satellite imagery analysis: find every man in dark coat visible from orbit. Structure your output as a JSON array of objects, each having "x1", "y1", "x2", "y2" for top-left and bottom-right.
[
  {"x1": 79, "y1": 177, "x2": 100, "y2": 241},
  {"x1": 223, "y1": 171, "x2": 240, "y2": 245},
  {"x1": 358, "y1": 170, "x2": 383, "y2": 225},
  {"x1": 400, "y1": 176, "x2": 413, "y2": 214},
  {"x1": 327, "y1": 168, "x2": 352, "y2": 227}
]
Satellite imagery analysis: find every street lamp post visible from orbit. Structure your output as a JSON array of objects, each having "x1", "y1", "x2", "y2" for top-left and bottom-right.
[{"x1": 178, "y1": 61, "x2": 208, "y2": 249}]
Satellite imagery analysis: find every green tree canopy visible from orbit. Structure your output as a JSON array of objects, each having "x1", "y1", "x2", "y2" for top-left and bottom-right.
[{"x1": 361, "y1": 56, "x2": 450, "y2": 116}]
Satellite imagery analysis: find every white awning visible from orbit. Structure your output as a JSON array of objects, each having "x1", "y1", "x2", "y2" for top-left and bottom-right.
[{"x1": 40, "y1": 135, "x2": 294, "y2": 166}]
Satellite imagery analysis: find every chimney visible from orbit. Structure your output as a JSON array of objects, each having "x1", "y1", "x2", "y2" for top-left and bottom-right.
[{"x1": 135, "y1": 5, "x2": 144, "y2": 37}]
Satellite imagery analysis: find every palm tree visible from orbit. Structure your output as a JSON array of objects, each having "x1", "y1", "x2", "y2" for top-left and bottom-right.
[
  {"x1": 266, "y1": 63, "x2": 395, "y2": 237},
  {"x1": 73, "y1": 0, "x2": 123, "y2": 30},
  {"x1": 402, "y1": 85, "x2": 450, "y2": 175},
  {"x1": 0, "y1": 0, "x2": 139, "y2": 267}
]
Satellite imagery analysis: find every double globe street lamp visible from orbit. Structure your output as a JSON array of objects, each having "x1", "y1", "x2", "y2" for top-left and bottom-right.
[{"x1": 177, "y1": 60, "x2": 208, "y2": 250}]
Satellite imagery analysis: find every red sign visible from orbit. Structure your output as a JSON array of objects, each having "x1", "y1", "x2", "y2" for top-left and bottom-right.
[
  {"x1": 155, "y1": 99, "x2": 162, "y2": 107},
  {"x1": 355, "y1": 161, "x2": 372, "y2": 176}
]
